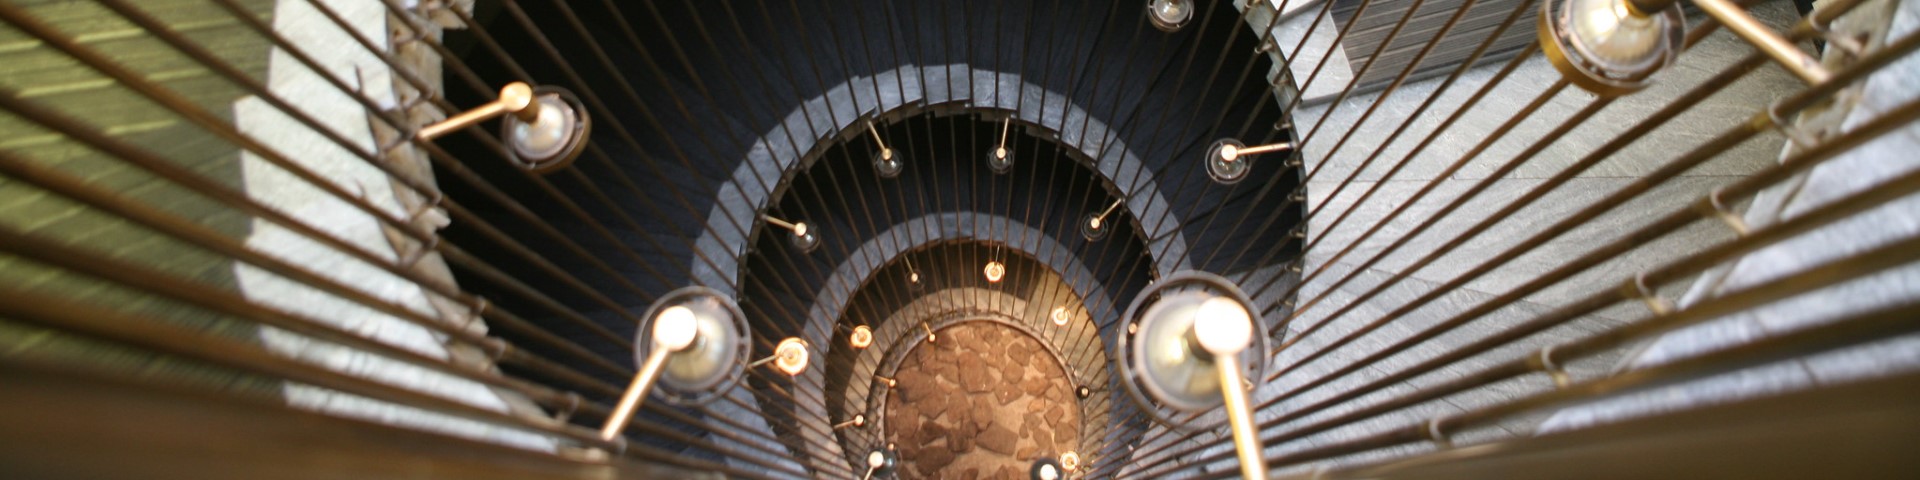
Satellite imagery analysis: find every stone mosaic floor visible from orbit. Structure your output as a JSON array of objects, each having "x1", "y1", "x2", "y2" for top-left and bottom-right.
[{"x1": 883, "y1": 322, "x2": 1081, "y2": 479}]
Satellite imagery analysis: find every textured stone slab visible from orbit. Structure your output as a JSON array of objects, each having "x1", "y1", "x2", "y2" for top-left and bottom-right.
[{"x1": 978, "y1": 425, "x2": 1018, "y2": 454}]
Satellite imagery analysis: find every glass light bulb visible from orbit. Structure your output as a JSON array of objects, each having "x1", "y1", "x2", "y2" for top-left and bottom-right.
[
  {"x1": 510, "y1": 96, "x2": 573, "y2": 158},
  {"x1": 1568, "y1": 0, "x2": 1663, "y2": 68},
  {"x1": 1156, "y1": 0, "x2": 1184, "y2": 17}
]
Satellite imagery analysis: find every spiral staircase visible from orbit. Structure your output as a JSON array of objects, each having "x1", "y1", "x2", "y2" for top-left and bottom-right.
[{"x1": 0, "y1": 0, "x2": 1916, "y2": 479}]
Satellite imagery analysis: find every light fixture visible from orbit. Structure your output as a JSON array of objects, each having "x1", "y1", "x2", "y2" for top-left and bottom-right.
[
  {"x1": 747, "y1": 337, "x2": 811, "y2": 376},
  {"x1": 922, "y1": 322, "x2": 936, "y2": 343},
  {"x1": 1147, "y1": 0, "x2": 1192, "y2": 33},
  {"x1": 1081, "y1": 198, "x2": 1123, "y2": 241},
  {"x1": 862, "y1": 447, "x2": 898, "y2": 480},
  {"x1": 1076, "y1": 386, "x2": 1091, "y2": 399},
  {"x1": 1116, "y1": 271, "x2": 1272, "y2": 479},
  {"x1": 904, "y1": 256, "x2": 923, "y2": 290},
  {"x1": 1030, "y1": 456, "x2": 1066, "y2": 480},
  {"x1": 1204, "y1": 138, "x2": 1293, "y2": 185},
  {"x1": 599, "y1": 287, "x2": 750, "y2": 441},
  {"x1": 1539, "y1": 0, "x2": 1684, "y2": 95},
  {"x1": 985, "y1": 260, "x2": 1006, "y2": 283},
  {"x1": 833, "y1": 414, "x2": 866, "y2": 430},
  {"x1": 763, "y1": 215, "x2": 821, "y2": 253},
  {"x1": 1051, "y1": 306, "x2": 1071, "y2": 326},
  {"x1": 987, "y1": 116, "x2": 1014, "y2": 174},
  {"x1": 874, "y1": 375, "x2": 898, "y2": 388},
  {"x1": 418, "y1": 82, "x2": 591, "y2": 174},
  {"x1": 845, "y1": 325, "x2": 873, "y2": 350},
  {"x1": 1061, "y1": 451, "x2": 1082, "y2": 472},
  {"x1": 867, "y1": 121, "x2": 903, "y2": 178}
]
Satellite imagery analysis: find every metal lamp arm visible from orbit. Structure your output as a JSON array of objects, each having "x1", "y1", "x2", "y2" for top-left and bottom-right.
[{"x1": 600, "y1": 344, "x2": 671, "y2": 441}]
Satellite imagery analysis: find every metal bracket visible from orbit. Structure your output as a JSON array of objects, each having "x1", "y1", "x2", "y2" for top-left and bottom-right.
[
  {"x1": 1425, "y1": 417, "x2": 1453, "y2": 448},
  {"x1": 1620, "y1": 273, "x2": 1673, "y2": 316},
  {"x1": 1534, "y1": 346, "x2": 1572, "y2": 388},
  {"x1": 1692, "y1": 188, "x2": 1750, "y2": 236}
]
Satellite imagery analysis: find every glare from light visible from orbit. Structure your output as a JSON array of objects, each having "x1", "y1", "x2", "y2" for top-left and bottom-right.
[
  {"x1": 1194, "y1": 296, "x2": 1254, "y2": 356},
  {"x1": 1051, "y1": 306, "x2": 1071, "y2": 326},
  {"x1": 509, "y1": 95, "x2": 572, "y2": 158},
  {"x1": 653, "y1": 305, "x2": 699, "y2": 351},
  {"x1": 850, "y1": 325, "x2": 873, "y2": 349},
  {"x1": 772, "y1": 337, "x2": 809, "y2": 376},
  {"x1": 984, "y1": 261, "x2": 1006, "y2": 283},
  {"x1": 1148, "y1": 0, "x2": 1192, "y2": 32}
]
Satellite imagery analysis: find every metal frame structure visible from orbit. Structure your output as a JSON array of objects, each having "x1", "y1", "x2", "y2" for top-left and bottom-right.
[{"x1": 0, "y1": 0, "x2": 1916, "y2": 478}]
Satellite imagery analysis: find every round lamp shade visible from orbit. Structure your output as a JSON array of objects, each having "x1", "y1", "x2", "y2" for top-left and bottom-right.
[
  {"x1": 1030, "y1": 457, "x2": 1066, "y2": 480},
  {"x1": 1540, "y1": 0, "x2": 1684, "y2": 95},
  {"x1": 1116, "y1": 271, "x2": 1271, "y2": 429},
  {"x1": 789, "y1": 222, "x2": 822, "y2": 254},
  {"x1": 501, "y1": 86, "x2": 591, "y2": 174},
  {"x1": 866, "y1": 447, "x2": 898, "y2": 476},
  {"x1": 850, "y1": 325, "x2": 874, "y2": 349},
  {"x1": 634, "y1": 286, "x2": 751, "y2": 406},
  {"x1": 1081, "y1": 211, "x2": 1113, "y2": 241},
  {"x1": 771, "y1": 337, "x2": 811, "y2": 376},
  {"x1": 987, "y1": 146, "x2": 1014, "y2": 174},
  {"x1": 874, "y1": 149, "x2": 903, "y2": 178},
  {"x1": 1147, "y1": 0, "x2": 1193, "y2": 33},
  {"x1": 1205, "y1": 138, "x2": 1252, "y2": 185}
]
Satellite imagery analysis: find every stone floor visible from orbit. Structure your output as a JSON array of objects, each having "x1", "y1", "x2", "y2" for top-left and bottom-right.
[{"x1": 884, "y1": 322, "x2": 1081, "y2": 479}]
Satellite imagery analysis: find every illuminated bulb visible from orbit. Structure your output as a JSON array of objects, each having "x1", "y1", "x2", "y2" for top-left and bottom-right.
[
  {"x1": 834, "y1": 414, "x2": 866, "y2": 430},
  {"x1": 1195, "y1": 296, "x2": 1254, "y2": 356},
  {"x1": 768, "y1": 337, "x2": 809, "y2": 376},
  {"x1": 910, "y1": 271, "x2": 920, "y2": 283},
  {"x1": 1051, "y1": 306, "x2": 1071, "y2": 326},
  {"x1": 788, "y1": 221, "x2": 821, "y2": 253},
  {"x1": 1061, "y1": 451, "x2": 1082, "y2": 472},
  {"x1": 500, "y1": 87, "x2": 591, "y2": 173},
  {"x1": 984, "y1": 261, "x2": 1006, "y2": 283},
  {"x1": 1147, "y1": 0, "x2": 1192, "y2": 32},
  {"x1": 850, "y1": 325, "x2": 873, "y2": 349},
  {"x1": 510, "y1": 96, "x2": 572, "y2": 158},
  {"x1": 874, "y1": 149, "x2": 903, "y2": 178},
  {"x1": 1571, "y1": 0, "x2": 1662, "y2": 66},
  {"x1": 653, "y1": 305, "x2": 699, "y2": 351},
  {"x1": 1541, "y1": 0, "x2": 1684, "y2": 95},
  {"x1": 987, "y1": 145, "x2": 1014, "y2": 174}
]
